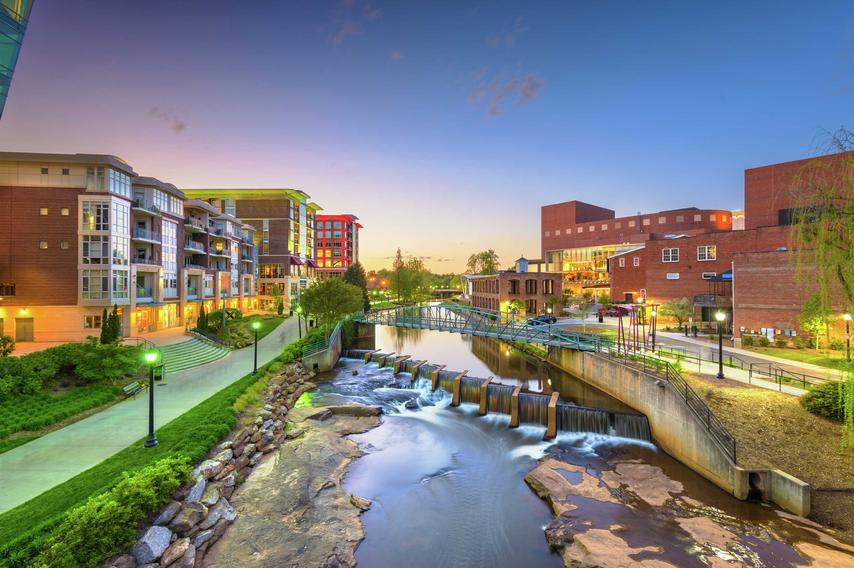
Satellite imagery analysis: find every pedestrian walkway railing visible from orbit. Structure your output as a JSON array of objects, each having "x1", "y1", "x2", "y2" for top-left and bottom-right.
[
  {"x1": 357, "y1": 304, "x2": 738, "y2": 464},
  {"x1": 302, "y1": 320, "x2": 343, "y2": 358},
  {"x1": 122, "y1": 336, "x2": 160, "y2": 355}
]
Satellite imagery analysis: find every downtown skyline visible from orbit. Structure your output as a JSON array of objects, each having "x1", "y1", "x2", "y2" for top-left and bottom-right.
[{"x1": 0, "y1": 0, "x2": 851, "y2": 272}]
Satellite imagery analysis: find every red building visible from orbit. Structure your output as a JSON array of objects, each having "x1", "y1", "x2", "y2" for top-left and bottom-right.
[{"x1": 315, "y1": 214, "x2": 362, "y2": 278}]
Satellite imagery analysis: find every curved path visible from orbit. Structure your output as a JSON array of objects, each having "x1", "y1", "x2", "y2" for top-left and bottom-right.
[{"x1": 0, "y1": 317, "x2": 300, "y2": 513}]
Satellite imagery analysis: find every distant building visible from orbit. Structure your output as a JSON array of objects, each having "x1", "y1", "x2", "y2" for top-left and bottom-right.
[
  {"x1": 315, "y1": 214, "x2": 361, "y2": 279},
  {"x1": 467, "y1": 257, "x2": 563, "y2": 316},
  {"x1": 183, "y1": 189, "x2": 321, "y2": 311},
  {"x1": 0, "y1": 1, "x2": 33, "y2": 119}
]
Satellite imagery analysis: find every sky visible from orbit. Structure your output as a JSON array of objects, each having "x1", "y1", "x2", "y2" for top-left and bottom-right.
[{"x1": 0, "y1": 0, "x2": 852, "y2": 272}]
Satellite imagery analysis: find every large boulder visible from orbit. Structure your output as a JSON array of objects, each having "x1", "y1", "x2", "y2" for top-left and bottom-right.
[
  {"x1": 329, "y1": 404, "x2": 382, "y2": 417},
  {"x1": 200, "y1": 497, "x2": 237, "y2": 530},
  {"x1": 170, "y1": 501, "x2": 208, "y2": 533},
  {"x1": 197, "y1": 459, "x2": 224, "y2": 480},
  {"x1": 186, "y1": 476, "x2": 206, "y2": 503},
  {"x1": 131, "y1": 525, "x2": 172, "y2": 565},
  {"x1": 153, "y1": 501, "x2": 182, "y2": 526},
  {"x1": 200, "y1": 482, "x2": 222, "y2": 507},
  {"x1": 160, "y1": 537, "x2": 190, "y2": 567}
]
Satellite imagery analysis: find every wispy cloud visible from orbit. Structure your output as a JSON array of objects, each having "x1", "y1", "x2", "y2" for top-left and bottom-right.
[
  {"x1": 331, "y1": 0, "x2": 383, "y2": 45},
  {"x1": 468, "y1": 70, "x2": 545, "y2": 116},
  {"x1": 148, "y1": 106, "x2": 187, "y2": 134},
  {"x1": 485, "y1": 16, "x2": 529, "y2": 49}
]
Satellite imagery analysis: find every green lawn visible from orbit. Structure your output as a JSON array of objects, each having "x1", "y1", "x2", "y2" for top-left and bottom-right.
[
  {"x1": 751, "y1": 347, "x2": 853, "y2": 372},
  {"x1": 0, "y1": 386, "x2": 122, "y2": 453},
  {"x1": 0, "y1": 437, "x2": 38, "y2": 455},
  {"x1": 215, "y1": 315, "x2": 285, "y2": 348}
]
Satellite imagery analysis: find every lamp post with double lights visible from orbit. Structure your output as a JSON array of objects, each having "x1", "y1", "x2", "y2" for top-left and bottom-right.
[
  {"x1": 715, "y1": 311, "x2": 726, "y2": 379},
  {"x1": 252, "y1": 320, "x2": 261, "y2": 375},
  {"x1": 144, "y1": 351, "x2": 159, "y2": 448}
]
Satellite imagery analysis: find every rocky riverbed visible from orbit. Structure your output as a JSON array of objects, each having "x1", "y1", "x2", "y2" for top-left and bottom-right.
[
  {"x1": 204, "y1": 403, "x2": 382, "y2": 567},
  {"x1": 525, "y1": 456, "x2": 854, "y2": 567}
]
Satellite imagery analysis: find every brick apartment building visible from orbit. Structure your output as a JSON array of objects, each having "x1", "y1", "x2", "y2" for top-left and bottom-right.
[
  {"x1": 467, "y1": 257, "x2": 563, "y2": 316},
  {"x1": 183, "y1": 189, "x2": 321, "y2": 311},
  {"x1": 315, "y1": 214, "x2": 361, "y2": 279},
  {"x1": 541, "y1": 201, "x2": 731, "y2": 297},
  {"x1": 0, "y1": 152, "x2": 258, "y2": 342}
]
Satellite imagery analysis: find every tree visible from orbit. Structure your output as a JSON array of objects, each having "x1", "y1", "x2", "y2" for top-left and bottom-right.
[
  {"x1": 466, "y1": 250, "x2": 500, "y2": 275},
  {"x1": 507, "y1": 299, "x2": 525, "y2": 316},
  {"x1": 198, "y1": 304, "x2": 207, "y2": 331},
  {"x1": 0, "y1": 335, "x2": 14, "y2": 357},
  {"x1": 799, "y1": 293, "x2": 830, "y2": 350},
  {"x1": 300, "y1": 278, "x2": 364, "y2": 332},
  {"x1": 343, "y1": 262, "x2": 371, "y2": 312},
  {"x1": 270, "y1": 285, "x2": 285, "y2": 316},
  {"x1": 98, "y1": 307, "x2": 110, "y2": 344},
  {"x1": 109, "y1": 304, "x2": 122, "y2": 342},
  {"x1": 598, "y1": 293, "x2": 612, "y2": 309},
  {"x1": 661, "y1": 297, "x2": 693, "y2": 330}
]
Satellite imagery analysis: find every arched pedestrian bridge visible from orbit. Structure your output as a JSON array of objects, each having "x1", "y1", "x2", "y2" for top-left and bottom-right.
[{"x1": 356, "y1": 305, "x2": 611, "y2": 352}]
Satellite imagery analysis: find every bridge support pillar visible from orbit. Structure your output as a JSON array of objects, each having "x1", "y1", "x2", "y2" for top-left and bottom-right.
[
  {"x1": 410, "y1": 360, "x2": 426, "y2": 382},
  {"x1": 509, "y1": 385, "x2": 522, "y2": 428},
  {"x1": 478, "y1": 377, "x2": 493, "y2": 415},
  {"x1": 431, "y1": 365, "x2": 446, "y2": 391},
  {"x1": 451, "y1": 371, "x2": 467, "y2": 406},
  {"x1": 377, "y1": 352, "x2": 395, "y2": 368},
  {"x1": 364, "y1": 349, "x2": 381, "y2": 363},
  {"x1": 393, "y1": 355, "x2": 411, "y2": 374},
  {"x1": 545, "y1": 392, "x2": 560, "y2": 440}
]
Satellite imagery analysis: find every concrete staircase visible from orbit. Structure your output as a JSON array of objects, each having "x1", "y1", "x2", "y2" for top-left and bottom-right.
[{"x1": 159, "y1": 338, "x2": 230, "y2": 374}]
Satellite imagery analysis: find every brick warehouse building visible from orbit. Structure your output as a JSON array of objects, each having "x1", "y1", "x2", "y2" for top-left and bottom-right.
[
  {"x1": 605, "y1": 150, "x2": 854, "y2": 340},
  {"x1": 467, "y1": 257, "x2": 564, "y2": 316},
  {"x1": 541, "y1": 200, "x2": 732, "y2": 297}
]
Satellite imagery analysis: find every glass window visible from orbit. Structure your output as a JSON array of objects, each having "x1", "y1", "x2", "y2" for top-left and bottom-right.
[
  {"x1": 62, "y1": 168, "x2": 70, "y2": 176},
  {"x1": 628, "y1": 220, "x2": 635, "y2": 228},
  {"x1": 642, "y1": 218, "x2": 650, "y2": 226},
  {"x1": 153, "y1": 190, "x2": 169, "y2": 212},
  {"x1": 60, "y1": 240, "x2": 69, "y2": 250},
  {"x1": 111, "y1": 201, "x2": 129, "y2": 236},
  {"x1": 112, "y1": 270, "x2": 129, "y2": 299},
  {"x1": 676, "y1": 215, "x2": 684, "y2": 222},
  {"x1": 658, "y1": 216, "x2": 666, "y2": 224},
  {"x1": 86, "y1": 167, "x2": 106, "y2": 191},
  {"x1": 39, "y1": 241, "x2": 48, "y2": 249},
  {"x1": 84, "y1": 315, "x2": 102, "y2": 329},
  {"x1": 40, "y1": 167, "x2": 48, "y2": 175},
  {"x1": 697, "y1": 245, "x2": 716, "y2": 261},
  {"x1": 82, "y1": 235, "x2": 109, "y2": 264},
  {"x1": 61, "y1": 208, "x2": 69, "y2": 216},
  {"x1": 694, "y1": 214, "x2": 702, "y2": 222},
  {"x1": 39, "y1": 207, "x2": 48, "y2": 215},
  {"x1": 82, "y1": 201, "x2": 110, "y2": 231},
  {"x1": 601, "y1": 224, "x2": 607, "y2": 230},
  {"x1": 82, "y1": 269, "x2": 109, "y2": 299},
  {"x1": 709, "y1": 214, "x2": 716, "y2": 222},
  {"x1": 108, "y1": 169, "x2": 131, "y2": 198},
  {"x1": 661, "y1": 248, "x2": 679, "y2": 263},
  {"x1": 112, "y1": 235, "x2": 129, "y2": 265},
  {"x1": 633, "y1": 256, "x2": 640, "y2": 267},
  {"x1": 618, "y1": 257, "x2": 625, "y2": 267}
]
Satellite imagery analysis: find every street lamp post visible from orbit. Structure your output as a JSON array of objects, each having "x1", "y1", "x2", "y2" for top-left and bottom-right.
[
  {"x1": 650, "y1": 309, "x2": 657, "y2": 352},
  {"x1": 252, "y1": 320, "x2": 261, "y2": 374},
  {"x1": 144, "y1": 351, "x2": 159, "y2": 448},
  {"x1": 843, "y1": 313, "x2": 852, "y2": 362},
  {"x1": 715, "y1": 311, "x2": 726, "y2": 379},
  {"x1": 295, "y1": 305, "x2": 303, "y2": 339}
]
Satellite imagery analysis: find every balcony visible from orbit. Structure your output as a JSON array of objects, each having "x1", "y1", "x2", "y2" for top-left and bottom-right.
[
  {"x1": 133, "y1": 228, "x2": 161, "y2": 243},
  {"x1": 132, "y1": 255, "x2": 160, "y2": 266},
  {"x1": 241, "y1": 254, "x2": 254, "y2": 262},
  {"x1": 187, "y1": 286, "x2": 198, "y2": 299},
  {"x1": 241, "y1": 235, "x2": 254, "y2": 245},
  {"x1": 212, "y1": 262, "x2": 228, "y2": 271},
  {"x1": 184, "y1": 217, "x2": 207, "y2": 233},
  {"x1": 132, "y1": 199, "x2": 161, "y2": 217},
  {"x1": 183, "y1": 262, "x2": 207, "y2": 271},
  {"x1": 693, "y1": 294, "x2": 732, "y2": 308},
  {"x1": 209, "y1": 249, "x2": 229, "y2": 258},
  {"x1": 184, "y1": 240, "x2": 205, "y2": 254},
  {"x1": 136, "y1": 287, "x2": 153, "y2": 301}
]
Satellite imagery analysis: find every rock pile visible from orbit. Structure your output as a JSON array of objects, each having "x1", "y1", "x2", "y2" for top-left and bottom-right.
[{"x1": 103, "y1": 362, "x2": 316, "y2": 568}]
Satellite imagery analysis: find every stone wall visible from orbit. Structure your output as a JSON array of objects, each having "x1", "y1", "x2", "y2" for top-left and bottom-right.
[{"x1": 103, "y1": 363, "x2": 317, "y2": 568}]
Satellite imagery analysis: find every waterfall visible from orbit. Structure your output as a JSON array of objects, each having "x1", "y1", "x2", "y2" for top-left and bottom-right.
[
  {"x1": 438, "y1": 369, "x2": 457, "y2": 392},
  {"x1": 555, "y1": 403, "x2": 610, "y2": 435},
  {"x1": 486, "y1": 384, "x2": 515, "y2": 414},
  {"x1": 518, "y1": 393, "x2": 549, "y2": 426},
  {"x1": 613, "y1": 413, "x2": 652, "y2": 441},
  {"x1": 460, "y1": 377, "x2": 482, "y2": 404}
]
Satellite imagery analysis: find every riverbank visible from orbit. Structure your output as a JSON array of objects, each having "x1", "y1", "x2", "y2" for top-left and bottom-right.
[
  {"x1": 205, "y1": 403, "x2": 382, "y2": 567},
  {"x1": 684, "y1": 371, "x2": 854, "y2": 543}
]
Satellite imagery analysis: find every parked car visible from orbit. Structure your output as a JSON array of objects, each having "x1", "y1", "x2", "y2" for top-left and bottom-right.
[
  {"x1": 598, "y1": 306, "x2": 629, "y2": 317},
  {"x1": 528, "y1": 314, "x2": 557, "y2": 325}
]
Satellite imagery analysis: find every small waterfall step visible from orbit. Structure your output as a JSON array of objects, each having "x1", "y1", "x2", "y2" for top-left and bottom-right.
[{"x1": 159, "y1": 338, "x2": 230, "y2": 374}]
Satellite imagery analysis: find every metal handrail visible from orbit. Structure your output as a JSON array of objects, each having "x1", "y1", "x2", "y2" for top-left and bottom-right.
[{"x1": 303, "y1": 320, "x2": 343, "y2": 357}]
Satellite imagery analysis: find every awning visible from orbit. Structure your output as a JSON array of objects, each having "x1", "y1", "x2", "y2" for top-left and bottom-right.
[
  {"x1": 306, "y1": 258, "x2": 317, "y2": 268},
  {"x1": 290, "y1": 257, "x2": 304, "y2": 266}
]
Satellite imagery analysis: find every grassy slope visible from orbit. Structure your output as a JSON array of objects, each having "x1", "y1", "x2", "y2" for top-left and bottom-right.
[
  {"x1": 750, "y1": 347, "x2": 851, "y2": 372},
  {"x1": 0, "y1": 386, "x2": 120, "y2": 439},
  {"x1": 0, "y1": 368, "x2": 267, "y2": 567},
  {"x1": 684, "y1": 372, "x2": 854, "y2": 541}
]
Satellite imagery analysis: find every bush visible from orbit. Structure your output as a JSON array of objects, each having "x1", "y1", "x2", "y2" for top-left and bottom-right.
[
  {"x1": 775, "y1": 339, "x2": 788, "y2": 348},
  {"x1": 33, "y1": 457, "x2": 190, "y2": 568},
  {"x1": 0, "y1": 335, "x2": 14, "y2": 357},
  {"x1": 741, "y1": 336, "x2": 754, "y2": 347},
  {"x1": 830, "y1": 340, "x2": 845, "y2": 351},
  {"x1": 794, "y1": 337, "x2": 807, "y2": 349},
  {"x1": 801, "y1": 382, "x2": 844, "y2": 422},
  {"x1": 758, "y1": 336, "x2": 771, "y2": 348}
]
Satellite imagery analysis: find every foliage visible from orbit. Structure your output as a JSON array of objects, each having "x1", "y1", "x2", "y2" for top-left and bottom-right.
[
  {"x1": 598, "y1": 293, "x2": 612, "y2": 309},
  {"x1": 801, "y1": 380, "x2": 846, "y2": 422},
  {"x1": 0, "y1": 343, "x2": 142, "y2": 401},
  {"x1": 300, "y1": 278, "x2": 363, "y2": 331},
  {"x1": 775, "y1": 339, "x2": 789, "y2": 348},
  {"x1": 466, "y1": 249, "x2": 500, "y2": 275},
  {"x1": 98, "y1": 305, "x2": 122, "y2": 345},
  {"x1": 0, "y1": 385, "x2": 121, "y2": 439},
  {"x1": 741, "y1": 336, "x2": 754, "y2": 347},
  {"x1": 660, "y1": 297, "x2": 693, "y2": 329},
  {"x1": 388, "y1": 250, "x2": 433, "y2": 303},
  {"x1": 506, "y1": 299, "x2": 525, "y2": 315},
  {"x1": 98, "y1": 307, "x2": 109, "y2": 344},
  {"x1": 790, "y1": 129, "x2": 854, "y2": 312},
  {"x1": 341, "y1": 317, "x2": 357, "y2": 348},
  {"x1": 0, "y1": 335, "x2": 13, "y2": 357},
  {"x1": 343, "y1": 262, "x2": 371, "y2": 312},
  {"x1": 33, "y1": 457, "x2": 191, "y2": 568},
  {"x1": 205, "y1": 308, "x2": 242, "y2": 332},
  {"x1": 830, "y1": 339, "x2": 845, "y2": 351},
  {"x1": 794, "y1": 337, "x2": 807, "y2": 349},
  {"x1": 198, "y1": 304, "x2": 208, "y2": 331},
  {"x1": 758, "y1": 336, "x2": 771, "y2": 348},
  {"x1": 217, "y1": 317, "x2": 283, "y2": 349},
  {"x1": 799, "y1": 293, "x2": 830, "y2": 349}
]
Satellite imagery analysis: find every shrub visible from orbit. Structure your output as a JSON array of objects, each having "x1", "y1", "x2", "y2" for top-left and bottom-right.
[
  {"x1": 0, "y1": 335, "x2": 14, "y2": 357},
  {"x1": 758, "y1": 336, "x2": 771, "y2": 348},
  {"x1": 794, "y1": 337, "x2": 807, "y2": 349},
  {"x1": 741, "y1": 336, "x2": 754, "y2": 347},
  {"x1": 33, "y1": 457, "x2": 190, "y2": 568},
  {"x1": 775, "y1": 339, "x2": 788, "y2": 348},
  {"x1": 801, "y1": 381, "x2": 844, "y2": 422},
  {"x1": 830, "y1": 340, "x2": 845, "y2": 351}
]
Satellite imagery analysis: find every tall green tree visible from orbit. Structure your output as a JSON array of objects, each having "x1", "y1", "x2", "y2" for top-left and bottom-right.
[
  {"x1": 99, "y1": 307, "x2": 110, "y2": 344},
  {"x1": 343, "y1": 262, "x2": 371, "y2": 312},
  {"x1": 799, "y1": 293, "x2": 830, "y2": 350},
  {"x1": 661, "y1": 297, "x2": 693, "y2": 330},
  {"x1": 300, "y1": 278, "x2": 364, "y2": 332},
  {"x1": 466, "y1": 250, "x2": 500, "y2": 275}
]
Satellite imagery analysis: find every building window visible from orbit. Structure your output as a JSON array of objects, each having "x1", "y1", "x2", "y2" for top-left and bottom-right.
[
  {"x1": 618, "y1": 257, "x2": 625, "y2": 268},
  {"x1": 661, "y1": 248, "x2": 679, "y2": 263},
  {"x1": 709, "y1": 214, "x2": 716, "y2": 222},
  {"x1": 82, "y1": 201, "x2": 110, "y2": 231},
  {"x1": 543, "y1": 279, "x2": 554, "y2": 295},
  {"x1": 554, "y1": 229, "x2": 560, "y2": 236},
  {"x1": 86, "y1": 167, "x2": 106, "y2": 191},
  {"x1": 628, "y1": 220, "x2": 635, "y2": 228},
  {"x1": 108, "y1": 169, "x2": 131, "y2": 198},
  {"x1": 544, "y1": 231, "x2": 550, "y2": 237},
  {"x1": 41, "y1": 167, "x2": 48, "y2": 175},
  {"x1": 0, "y1": 283, "x2": 16, "y2": 296},
  {"x1": 633, "y1": 256, "x2": 640, "y2": 267},
  {"x1": 62, "y1": 168, "x2": 70, "y2": 175},
  {"x1": 39, "y1": 241, "x2": 48, "y2": 249},
  {"x1": 82, "y1": 235, "x2": 109, "y2": 264},
  {"x1": 697, "y1": 245, "x2": 716, "y2": 261},
  {"x1": 614, "y1": 222, "x2": 621, "y2": 229},
  {"x1": 702, "y1": 272, "x2": 717, "y2": 280},
  {"x1": 658, "y1": 216, "x2": 666, "y2": 224},
  {"x1": 61, "y1": 208, "x2": 69, "y2": 216},
  {"x1": 588, "y1": 225, "x2": 595, "y2": 232},
  {"x1": 111, "y1": 236, "x2": 129, "y2": 265},
  {"x1": 39, "y1": 207, "x2": 50, "y2": 216},
  {"x1": 82, "y1": 269, "x2": 109, "y2": 299},
  {"x1": 84, "y1": 315, "x2": 102, "y2": 329},
  {"x1": 642, "y1": 218, "x2": 650, "y2": 226},
  {"x1": 694, "y1": 214, "x2": 701, "y2": 222},
  {"x1": 577, "y1": 227, "x2": 583, "y2": 234},
  {"x1": 60, "y1": 240, "x2": 69, "y2": 250},
  {"x1": 666, "y1": 273, "x2": 680, "y2": 280},
  {"x1": 676, "y1": 215, "x2": 684, "y2": 222},
  {"x1": 112, "y1": 270, "x2": 129, "y2": 299}
]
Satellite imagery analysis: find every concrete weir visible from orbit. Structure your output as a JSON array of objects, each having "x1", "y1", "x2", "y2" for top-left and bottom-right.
[{"x1": 547, "y1": 346, "x2": 811, "y2": 516}]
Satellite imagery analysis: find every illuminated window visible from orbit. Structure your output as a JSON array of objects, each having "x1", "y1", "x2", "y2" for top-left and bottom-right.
[
  {"x1": 694, "y1": 214, "x2": 702, "y2": 222},
  {"x1": 697, "y1": 245, "x2": 716, "y2": 261},
  {"x1": 588, "y1": 225, "x2": 595, "y2": 232},
  {"x1": 601, "y1": 224, "x2": 608, "y2": 230},
  {"x1": 39, "y1": 240, "x2": 48, "y2": 249},
  {"x1": 709, "y1": 214, "x2": 716, "y2": 222},
  {"x1": 642, "y1": 218, "x2": 650, "y2": 226},
  {"x1": 39, "y1": 207, "x2": 48, "y2": 215},
  {"x1": 628, "y1": 220, "x2": 635, "y2": 228},
  {"x1": 61, "y1": 208, "x2": 69, "y2": 216},
  {"x1": 658, "y1": 216, "x2": 666, "y2": 224},
  {"x1": 676, "y1": 215, "x2": 684, "y2": 222}
]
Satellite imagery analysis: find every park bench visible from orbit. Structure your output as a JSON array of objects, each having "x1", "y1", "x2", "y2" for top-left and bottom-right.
[{"x1": 123, "y1": 381, "x2": 144, "y2": 398}]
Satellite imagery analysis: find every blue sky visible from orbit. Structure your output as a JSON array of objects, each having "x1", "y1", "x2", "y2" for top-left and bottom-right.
[{"x1": 0, "y1": 0, "x2": 851, "y2": 270}]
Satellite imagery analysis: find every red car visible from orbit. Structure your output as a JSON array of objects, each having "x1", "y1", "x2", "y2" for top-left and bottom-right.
[{"x1": 598, "y1": 306, "x2": 629, "y2": 317}]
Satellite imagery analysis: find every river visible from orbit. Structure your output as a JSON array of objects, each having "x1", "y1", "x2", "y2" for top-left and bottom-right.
[{"x1": 307, "y1": 325, "x2": 854, "y2": 567}]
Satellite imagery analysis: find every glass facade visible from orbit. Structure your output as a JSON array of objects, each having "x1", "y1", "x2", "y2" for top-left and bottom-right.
[
  {"x1": 0, "y1": 0, "x2": 33, "y2": 118},
  {"x1": 546, "y1": 244, "x2": 642, "y2": 292}
]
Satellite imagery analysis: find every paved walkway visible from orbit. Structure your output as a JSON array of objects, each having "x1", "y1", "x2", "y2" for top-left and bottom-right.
[{"x1": 0, "y1": 317, "x2": 301, "y2": 514}]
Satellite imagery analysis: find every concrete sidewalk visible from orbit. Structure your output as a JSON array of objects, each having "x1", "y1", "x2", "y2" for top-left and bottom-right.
[{"x1": 0, "y1": 317, "x2": 300, "y2": 514}]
